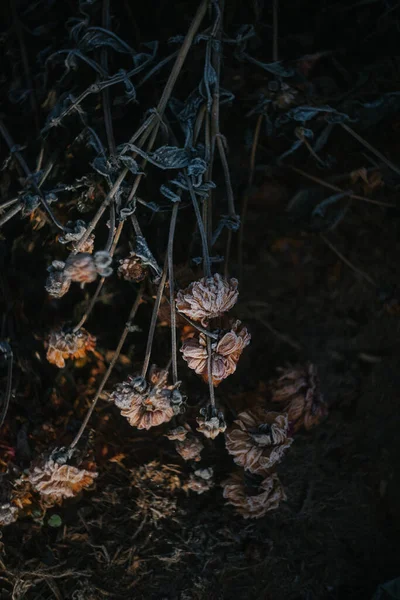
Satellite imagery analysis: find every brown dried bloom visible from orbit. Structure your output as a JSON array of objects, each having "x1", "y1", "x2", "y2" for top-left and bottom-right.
[
  {"x1": 181, "y1": 320, "x2": 251, "y2": 386},
  {"x1": 46, "y1": 327, "x2": 96, "y2": 368},
  {"x1": 175, "y1": 435, "x2": 204, "y2": 462},
  {"x1": 185, "y1": 468, "x2": 214, "y2": 495},
  {"x1": 225, "y1": 408, "x2": 293, "y2": 475},
  {"x1": 196, "y1": 405, "x2": 226, "y2": 439},
  {"x1": 270, "y1": 363, "x2": 328, "y2": 432},
  {"x1": 64, "y1": 253, "x2": 97, "y2": 283},
  {"x1": 45, "y1": 260, "x2": 71, "y2": 298},
  {"x1": 176, "y1": 273, "x2": 239, "y2": 326},
  {"x1": 165, "y1": 423, "x2": 191, "y2": 441},
  {"x1": 110, "y1": 366, "x2": 184, "y2": 430},
  {"x1": 118, "y1": 252, "x2": 147, "y2": 282},
  {"x1": 28, "y1": 458, "x2": 98, "y2": 504},
  {"x1": 222, "y1": 472, "x2": 286, "y2": 519},
  {"x1": 58, "y1": 220, "x2": 94, "y2": 253},
  {"x1": 0, "y1": 503, "x2": 19, "y2": 527}
]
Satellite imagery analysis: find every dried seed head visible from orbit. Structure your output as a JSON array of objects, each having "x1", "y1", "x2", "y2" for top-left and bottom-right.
[
  {"x1": 27, "y1": 458, "x2": 98, "y2": 504},
  {"x1": 196, "y1": 405, "x2": 226, "y2": 439},
  {"x1": 165, "y1": 423, "x2": 191, "y2": 441},
  {"x1": 46, "y1": 327, "x2": 96, "y2": 368},
  {"x1": 272, "y1": 82, "x2": 298, "y2": 109},
  {"x1": 45, "y1": 260, "x2": 71, "y2": 298},
  {"x1": 118, "y1": 252, "x2": 147, "y2": 282},
  {"x1": 185, "y1": 467, "x2": 214, "y2": 494},
  {"x1": 176, "y1": 273, "x2": 239, "y2": 326},
  {"x1": 0, "y1": 503, "x2": 19, "y2": 527},
  {"x1": 181, "y1": 320, "x2": 251, "y2": 386},
  {"x1": 64, "y1": 253, "x2": 97, "y2": 283},
  {"x1": 222, "y1": 472, "x2": 286, "y2": 519},
  {"x1": 270, "y1": 363, "x2": 327, "y2": 432},
  {"x1": 110, "y1": 366, "x2": 181, "y2": 429},
  {"x1": 225, "y1": 408, "x2": 293, "y2": 475},
  {"x1": 175, "y1": 435, "x2": 204, "y2": 462}
]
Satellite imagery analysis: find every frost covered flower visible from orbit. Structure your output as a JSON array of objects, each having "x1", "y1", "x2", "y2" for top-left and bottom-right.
[
  {"x1": 45, "y1": 260, "x2": 71, "y2": 298},
  {"x1": 176, "y1": 273, "x2": 239, "y2": 326},
  {"x1": 58, "y1": 220, "x2": 94, "y2": 253},
  {"x1": 175, "y1": 435, "x2": 204, "y2": 462},
  {"x1": 46, "y1": 327, "x2": 96, "y2": 368},
  {"x1": 270, "y1": 363, "x2": 327, "y2": 432},
  {"x1": 181, "y1": 320, "x2": 251, "y2": 386},
  {"x1": 27, "y1": 458, "x2": 98, "y2": 503},
  {"x1": 110, "y1": 366, "x2": 184, "y2": 430},
  {"x1": 0, "y1": 503, "x2": 19, "y2": 527},
  {"x1": 222, "y1": 472, "x2": 286, "y2": 519},
  {"x1": 165, "y1": 423, "x2": 191, "y2": 441},
  {"x1": 64, "y1": 251, "x2": 112, "y2": 283},
  {"x1": 225, "y1": 409, "x2": 293, "y2": 475},
  {"x1": 118, "y1": 252, "x2": 147, "y2": 282},
  {"x1": 196, "y1": 405, "x2": 226, "y2": 439},
  {"x1": 185, "y1": 468, "x2": 214, "y2": 494}
]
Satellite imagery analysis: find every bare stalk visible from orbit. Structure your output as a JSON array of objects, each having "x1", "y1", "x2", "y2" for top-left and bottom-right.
[
  {"x1": 70, "y1": 286, "x2": 144, "y2": 449},
  {"x1": 168, "y1": 203, "x2": 180, "y2": 384},
  {"x1": 320, "y1": 233, "x2": 376, "y2": 286},
  {"x1": 0, "y1": 344, "x2": 13, "y2": 429}
]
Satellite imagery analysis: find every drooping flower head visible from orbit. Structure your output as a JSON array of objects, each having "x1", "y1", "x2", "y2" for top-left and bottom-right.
[
  {"x1": 181, "y1": 320, "x2": 251, "y2": 386},
  {"x1": 176, "y1": 273, "x2": 239, "y2": 326},
  {"x1": 270, "y1": 363, "x2": 328, "y2": 432},
  {"x1": 185, "y1": 468, "x2": 214, "y2": 495},
  {"x1": 225, "y1": 408, "x2": 293, "y2": 475},
  {"x1": 45, "y1": 260, "x2": 71, "y2": 298},
  {"x1": 196, "y1": 405, "x2": 226, "y2": 439},
  {"x1": 110, "y1": 365, "x2": 184, "y2": 430},
  {"x1": 64, "y1": 251, "x2": 112, "y2": 284},
  {"x1": 46, "y1": 327, "x2": 96, "y2": 368},
  {"x1": 222, "y1": 471, "x2": 286, "y2": 519},
  {"x1": 118, "y1": 252, "x2": 147, "y2": 282}
]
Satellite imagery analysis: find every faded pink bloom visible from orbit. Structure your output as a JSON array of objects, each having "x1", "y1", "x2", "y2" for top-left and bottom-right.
[
  {"x1": 175, "y1": 435, "x2": 204, "y2": 462},
  {"x1": 222, "y1": 472, "x2": 286, "y2": 519},
  {"x1": 176, "y1": 273, "x2": 239, "y2": 326},
  {"x1": 28, "y1": 459, "x2": 98, "y2": 504},
  {"x1": 0, "y1": 503, "x2": 18, "y2": 527},
  {"x1": 110, "y1": 366, "x2": 184, "y2": 430},
  {"x1": 270, "y1": 363, "x2": 327, "y2": 432},
  {"x1": 46, "y1": 328, "x2": 96, "y2": 368},
  {"x1": 225, "y1": 409, "x2": 293, "y2": 475},
  {"x1": 45, "y1": 261, "x2": 71, "y2": 298},
  {"x1": 64, "y1": 253, "x2": 97, "y2": 283},
  {"x1": 196, "y1": 406, "x2": 226, "y2": 439},
  {"x1": 118, "y1": 252, "x2": 147, "y2": 282},
  {"x1": 185, "y1": 468, "x2": 214, "y2": 495},
  {"x1": 181, "y1": 320, "x2": 251, "y2": 386},
  {"x1": 165, "y1": 423, "x2": 191, "y2": 441}
]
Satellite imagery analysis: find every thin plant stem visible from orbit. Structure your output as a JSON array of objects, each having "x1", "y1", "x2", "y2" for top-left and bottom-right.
[
  {"x1": 168, "y1": 203, "x2": 179, "y2": 384},
  {"x1": 186, "y1": 173, "x2": 211, "y2": 277},
  {"x1": 141, "y1": 255, "x2": 168, "y2": 379},
  {"x1": 0, "y1": 345, "x2": 13, "y2": 429},
  {"x1": 238, "y1": 113, "x2": 264, "y2": 279},
  {"x1": 70, "y1": 286, "x2": 144, "y2": 449},
  {"x1": 320, "y1": 233, "x2": 376, "y2": 286},
  {"x1": 206, "y1": 336, "x2": 216, "y2": 409},
  {"x1": 340, "y1": 122, "x2": 400, "y2": 178},
  {"x1": 289, "y1": 165, "x2": 395, "y2": 207},
  {"x1": 272, "y1": 0, "x2": 279, "y2": 62}
]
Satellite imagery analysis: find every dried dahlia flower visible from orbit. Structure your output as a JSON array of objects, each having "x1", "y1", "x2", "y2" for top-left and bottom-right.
[
  {"x1": 175, "y1": 435, "x2": 204, "y2": 462},
  {"x1": 27, "y1": 458, "x2": 98, "y2": 504},
  {"x1": 165, "y1": 423, "x2": 191, "y2": 441},
  {"x1": 181, "y1": 320, "x2": 251, "y2": 386},
  {"x1": 176, "y1": 273, "x2": 239, "y2": 326},
  {"x1": 110, "y1": 366, "x2": 184, "y2": 430},
  {"x1": 118, "y1": 252, "x2": 147, "y2": 282},
  {"x1": 45, "y1": 260, "x2": 71, "y2": 298},
  {"x1": 0, "y1": 503, "x2": 19, "y2": 527},
  {"x1": 196, "y1": 405, "x2": 226, "y2": 439},
  {"x1": 59, "y1": 220, "x2": 94, "y2": 253},
  {"x1": 270, "y1": 363, "x2": 328, "y2": 432},
  {"x1": 222, "y1": 472, "x2": 286, "y2": 519},
  {"x1": 46, "y1": 327, "x2": 96, "y2": 368},
  {"x1": 64, "y1": 251, "x2": 112, "y2": 283},
  {"x1": 185, "y1": 468, "x2": 214, "y2": 495},
  {"x1": 225, "y1": 409, "x2": 293, "y2": 475}
]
